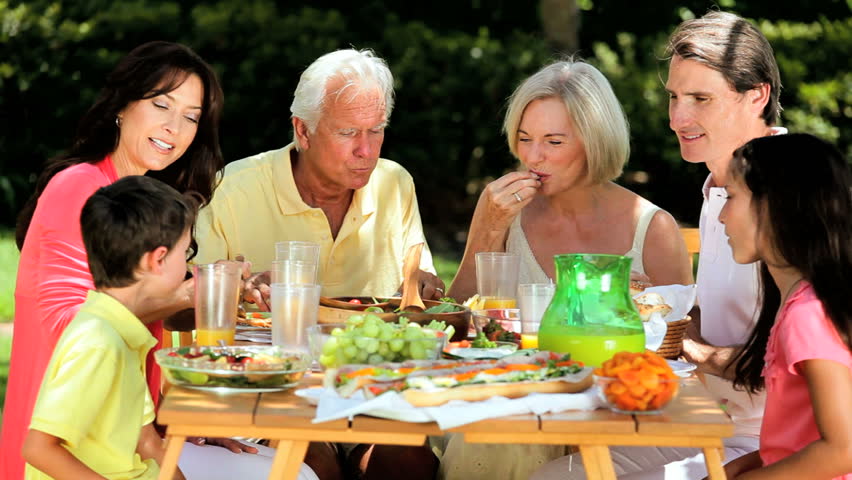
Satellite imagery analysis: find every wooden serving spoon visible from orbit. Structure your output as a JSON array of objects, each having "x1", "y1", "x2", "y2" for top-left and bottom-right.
[{"x1": 399, "y1": 243, "x2": 426, "y2": 313}]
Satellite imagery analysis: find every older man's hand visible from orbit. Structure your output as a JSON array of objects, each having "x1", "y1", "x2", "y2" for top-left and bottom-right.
[
  {"x1": 242, "y1": 270, "x2": 272, "y2": 311},
  {"x1": 231, "y1": 255, "x2": 274, "y2": 311},
  {"x1": 418, "y1": 270, "x2": 446, "y2": 301}
]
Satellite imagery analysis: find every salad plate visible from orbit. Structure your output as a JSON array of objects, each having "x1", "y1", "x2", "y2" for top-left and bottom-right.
[{"x1": 155, "y1": 345, "x2": 309, "y2": 390}]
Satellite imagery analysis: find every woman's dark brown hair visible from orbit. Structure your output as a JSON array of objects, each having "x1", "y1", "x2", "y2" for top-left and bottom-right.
[
  {"x1": 728, "y1": 134, "x2": 852, "y2": 393},
  {"x1": 15, "y1": 41, "x2": 224, "y2": 250}
]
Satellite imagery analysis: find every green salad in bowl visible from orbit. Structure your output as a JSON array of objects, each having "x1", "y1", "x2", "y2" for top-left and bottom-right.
[{"x1": 155, "y1": 345, "x2": 309, "y2": 392}]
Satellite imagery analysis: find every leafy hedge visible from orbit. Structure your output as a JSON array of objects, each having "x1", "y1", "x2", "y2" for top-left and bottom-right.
[{"x1": 1, "y1": 1, "x2": 849, "y2": 252}]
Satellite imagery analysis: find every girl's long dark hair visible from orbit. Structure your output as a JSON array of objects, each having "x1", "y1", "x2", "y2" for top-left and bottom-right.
[
  {"x1": 15, "y1": 41, "x2": 224, "y2": 250},
  {"x1": 730, "y1": 133, "x2": 852, "y2": 393}
]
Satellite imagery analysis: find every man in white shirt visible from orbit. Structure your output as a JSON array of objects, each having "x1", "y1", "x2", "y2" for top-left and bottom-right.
[{"x1": 532, "y1": 11, "x2": 784, "y2": 479}]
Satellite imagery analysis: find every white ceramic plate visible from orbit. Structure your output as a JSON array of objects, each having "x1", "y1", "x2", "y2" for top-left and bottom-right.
[{"x1": 666, "y1": 359, "x2": 697, "y2": 377}]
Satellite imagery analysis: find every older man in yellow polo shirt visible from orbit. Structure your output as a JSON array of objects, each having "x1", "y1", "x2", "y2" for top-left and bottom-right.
[
  {"x1": 194, "y1": 48, "x2": 443, "y2": 309},
  {"x1": 193, "y1": 48, "x2": 442, "y2": 480}
]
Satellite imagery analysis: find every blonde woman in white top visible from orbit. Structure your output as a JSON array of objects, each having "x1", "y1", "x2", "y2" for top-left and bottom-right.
[
  {"x1": 448, "y1": 59, "x2": 692, "y2": 301},
  {"x1": 440, "y1": 59, "x2": 692, "y2": 480}
]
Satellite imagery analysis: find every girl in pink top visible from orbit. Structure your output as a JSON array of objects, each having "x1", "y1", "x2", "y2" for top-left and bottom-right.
[
  {"x1": 0, "y1": 41, "x2": 224, "y2": 480},
  {"x1": 718, "y1": 133, "x2": 852, "y2": 479}
]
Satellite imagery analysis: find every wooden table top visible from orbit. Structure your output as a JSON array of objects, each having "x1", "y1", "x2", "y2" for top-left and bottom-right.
[
  {"x1": 157, "y1": 375, "x2": 735, "y2": 480},
  {"x1": 158, "y1": 375, "x2": 733, "y2": 441}
]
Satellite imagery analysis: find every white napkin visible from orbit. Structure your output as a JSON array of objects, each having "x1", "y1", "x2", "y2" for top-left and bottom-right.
[
  {"x1": 302, "y1": 369, "x2": 601, "y2": 430},
  {"x1": 643, "y1": 314, "x2": 668, "y2": 351},
  {"x1": 635, "y1": 284, "x2": 697, "y2": 351}
]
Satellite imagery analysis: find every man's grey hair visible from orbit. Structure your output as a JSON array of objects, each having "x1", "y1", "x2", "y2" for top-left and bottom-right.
[{"x1": 291, "y1": 49, "x2": 395, "y2": 149}]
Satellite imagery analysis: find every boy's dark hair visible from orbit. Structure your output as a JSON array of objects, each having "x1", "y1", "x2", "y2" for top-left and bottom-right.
[
  {"x1": 728, "y1": 133, "x2": 852, "y2": 393},
  {"x1": 81, "y1": 176, "x2": 201, "y2": 289}
]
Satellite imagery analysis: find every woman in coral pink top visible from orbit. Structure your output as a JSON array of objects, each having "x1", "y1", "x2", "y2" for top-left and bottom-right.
[
  {"x1": 0, "y1": 41, "x2": 224, "y2": 480},
  {"x1": 719, "y1": 133, "x2": 852, "y2": 479}
]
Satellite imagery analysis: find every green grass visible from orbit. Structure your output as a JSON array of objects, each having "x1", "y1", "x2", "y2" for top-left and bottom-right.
[
  {"x1": 0, "y1": 231, "x2": 16, "y2": 413},
  {"x1": 433, "y1": 251, "x2": 461, "y2": 294},
  {"x1": 0, "y1": 231, "x2": 19, "y2": 323},
  {"x1": 0, "y1": 334, "x2": 9, "y2": 411}
]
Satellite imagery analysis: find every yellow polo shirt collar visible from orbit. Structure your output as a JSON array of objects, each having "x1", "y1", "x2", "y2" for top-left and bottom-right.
[
  {"x1": 270, "y1": 145, "x2": 378, "y2": 218},
  {"x1": 86, "y1": 290, "x2": 158, "y2": 352}
]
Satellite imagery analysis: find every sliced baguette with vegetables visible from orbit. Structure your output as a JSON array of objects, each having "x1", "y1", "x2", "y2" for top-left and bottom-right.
[{"x1": 325, "y1": 351, "x2": 592, "y2": 406}]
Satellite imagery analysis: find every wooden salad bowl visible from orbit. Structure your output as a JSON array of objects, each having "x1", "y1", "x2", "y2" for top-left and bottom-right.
[{"x1": 318, "y1": 297, "x2": 471, "y2": 342}]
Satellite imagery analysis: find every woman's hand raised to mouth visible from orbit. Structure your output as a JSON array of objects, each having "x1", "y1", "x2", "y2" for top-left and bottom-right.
[{"x1": 471, "y1": 171, "x2": 541, "y2": 237}]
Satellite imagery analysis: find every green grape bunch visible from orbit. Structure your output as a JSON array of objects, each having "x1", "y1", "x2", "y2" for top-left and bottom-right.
[{"x1": 318, "y1": 315, "x2": 449, "y2": 368}]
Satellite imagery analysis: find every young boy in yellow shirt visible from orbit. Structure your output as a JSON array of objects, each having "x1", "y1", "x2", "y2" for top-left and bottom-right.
[{"x1": 22, "y1": 176, "x2": 198, "y2": 480}]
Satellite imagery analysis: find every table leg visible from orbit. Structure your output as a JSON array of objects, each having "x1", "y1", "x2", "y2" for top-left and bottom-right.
[
  {"x1": 158, "y1": 435, "x2": 186, "y2": 480},
  {"x1": 268, "y1": 439, "x2": 310, "y2": 480},
  {"x1": 578, "y1": 445, "x2": 617, "y2": 480},
  {"x1": 703, "y1": 447, "x2": 727, "y2": 480}
]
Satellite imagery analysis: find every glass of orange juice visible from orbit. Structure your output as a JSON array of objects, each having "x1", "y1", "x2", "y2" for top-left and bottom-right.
[
  {"x1": 518, "y1": 283, "x2": 556, "y2": 350},
  {"x1": 193, "y1": 262, "x2": 242, "y2": 346},
  {"x1": 475, "y1": 252, "x2": 520, "y2": 309}
]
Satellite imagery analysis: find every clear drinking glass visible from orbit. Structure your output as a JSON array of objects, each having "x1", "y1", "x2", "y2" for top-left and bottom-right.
[
  {"x1": 193, "y1": 262, "x2": 242, "y2": 346},
  {"x1": 271, "y1": 260, "x2": 318, "y2": 285},
  {"x1": 475, "y1": 252, "x2": 520, "y2": 309},
  {"x1": 518, "y1": 283, "x2": 556, "y2": 349},
  {"x1": 270, "y1": 283, "x2": 322, "y2": 353},
  {"x1": 275, "y1": 241, "x2": 320, "y2": 263},
  {"x1": 274, "y1": 241, "x2": 321, "y2": 284}
]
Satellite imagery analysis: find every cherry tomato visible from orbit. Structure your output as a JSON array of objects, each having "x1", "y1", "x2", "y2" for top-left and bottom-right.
[{"x1": 348, "y1": 299, "x2": 362, "y2": 304}]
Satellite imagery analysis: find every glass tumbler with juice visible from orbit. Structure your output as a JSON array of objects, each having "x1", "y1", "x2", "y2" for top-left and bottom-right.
[
  {"x1": 475, "y1": 252, "x2": 520, "y2": 312},
  {"x1": 482, "y1": 296, "x2": 517, "y2": 309},
  {"x1": 518, "y1": 283, "x2": 556, "y2": 350},
  {"x1": 538, "y1": 254, "x2": 645, "y2": 366},
  {"x1": 194, "y1": 262, "x2": 242, "y2": 346}
]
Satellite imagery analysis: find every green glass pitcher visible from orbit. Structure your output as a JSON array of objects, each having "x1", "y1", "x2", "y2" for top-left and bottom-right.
[{"x1": 538, "y1": 254, "x2": 645, "y2": 366}]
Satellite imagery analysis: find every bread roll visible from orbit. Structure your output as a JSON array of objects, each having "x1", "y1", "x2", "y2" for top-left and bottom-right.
[
  {"x1": 630, "y1": 280, "x2": 652, "y2": 296},
  {"x1": 633, "y1": 292, "x2": 672, "y2": 321}
]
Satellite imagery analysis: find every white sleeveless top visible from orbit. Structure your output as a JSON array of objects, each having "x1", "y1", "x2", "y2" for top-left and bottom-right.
[{"x1": 506, "y1": 203, "x2": 661, "y2": 283}]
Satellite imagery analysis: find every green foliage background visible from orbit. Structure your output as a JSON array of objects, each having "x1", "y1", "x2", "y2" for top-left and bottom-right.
[{"x1": 1, "y1": 0, "x2": 849, "y2": 253}]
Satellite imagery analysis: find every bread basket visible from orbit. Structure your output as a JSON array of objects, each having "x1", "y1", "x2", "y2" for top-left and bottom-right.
[{"x1": 654, "y1": 315, "x2": 691, "y2": 359}]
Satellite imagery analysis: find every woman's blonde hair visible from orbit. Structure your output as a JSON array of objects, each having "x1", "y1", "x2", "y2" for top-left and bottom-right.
[{"x1": 503, "y1": 59, "x2": 630, "y2": 184}]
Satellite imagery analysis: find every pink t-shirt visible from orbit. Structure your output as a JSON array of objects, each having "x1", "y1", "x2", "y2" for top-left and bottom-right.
[
  {"x1": 0, "y1": 158, "x2": 162, "y2": 480},
  {"x1": 761, "y1": 281, "x2": 852, "y2": 478}
]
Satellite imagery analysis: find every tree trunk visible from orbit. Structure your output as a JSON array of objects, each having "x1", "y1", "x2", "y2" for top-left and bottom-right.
[{"x1": 539, "y1": 0, "x2": 580, "y2": 54}]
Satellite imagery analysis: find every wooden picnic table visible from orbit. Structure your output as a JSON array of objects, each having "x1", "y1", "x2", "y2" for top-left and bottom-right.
[{"x1": 156, "y1": 375, "x2": 733, "y2": 480}]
